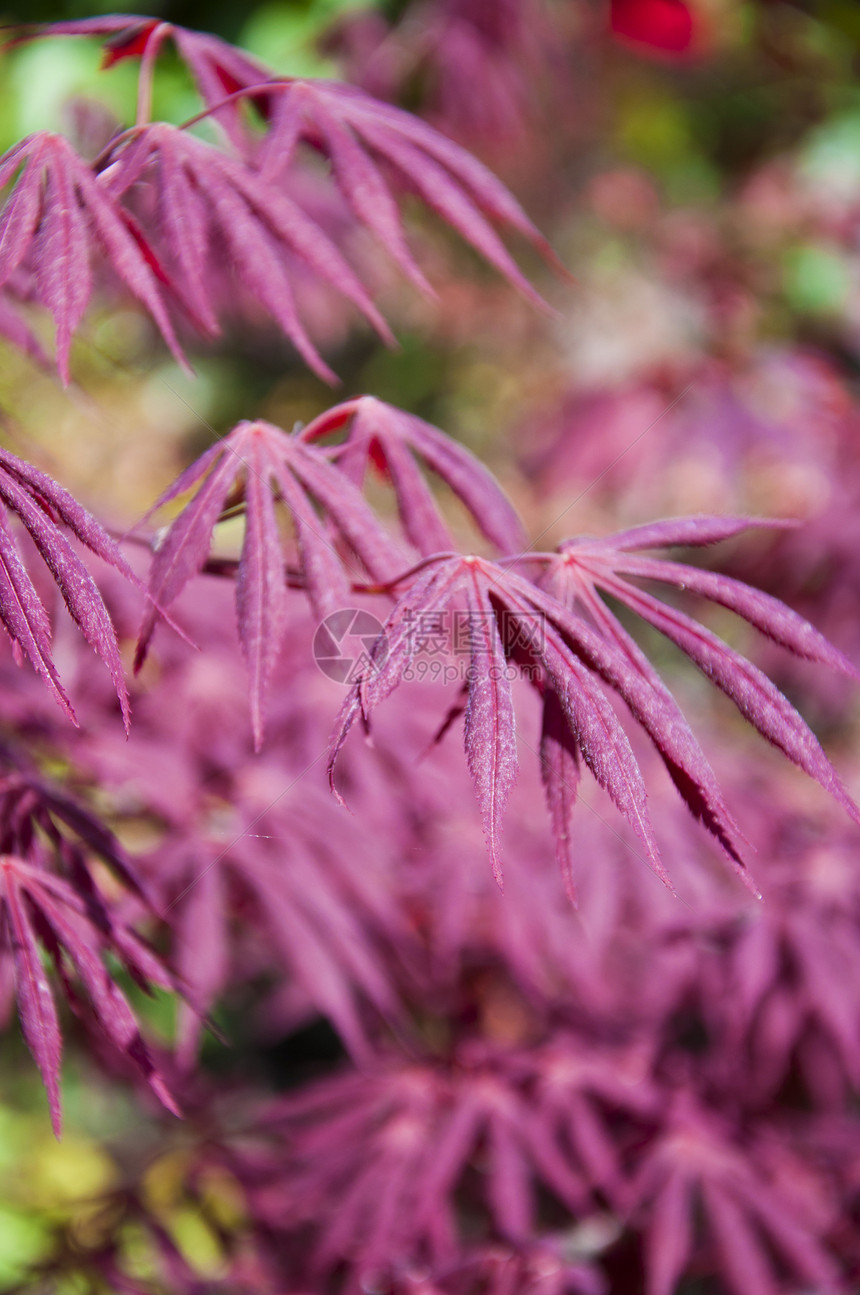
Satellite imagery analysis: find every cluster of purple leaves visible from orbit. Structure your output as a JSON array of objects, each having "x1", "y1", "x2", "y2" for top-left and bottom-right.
[
  {"x1": 0, "y1": 9, "x2": 859, "y2": 1295},
  {"x1": 1, "y1": 470, "x2": 858, "y2": 1292},
  {"x1": 513, "y1": 147, "x2": 860, "y2": 713},
  {"x1": 0, "y1": 751, "x2": 183, "y2": 1136},
  {"x1": 125, "y1": 389, "x2": 858, "y2": 897},
  {"x1": 0, "y1": 14, "x2": 557, "y2": 382},
  {"x1": 324, "y1": 0, "x2": 568, "y2": 155},
  {"x1": 8, "y1": 627, "x2": 860, "y2": 1293}
]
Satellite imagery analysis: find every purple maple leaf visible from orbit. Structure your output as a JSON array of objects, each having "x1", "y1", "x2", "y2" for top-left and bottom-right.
[
  {"x1": 240, "y1": 1048, "x2": 589, "y2": 1279},
  {"x1": 136, "y1": 419, "x2": 403, "y2": 747},
  {"x1": 520, "y1": 516, "x2": 860, "y2": 830},
  {"x1": 4, "y1": 17, "x2": 562, "y2": 383},
  {"x1": 630, "y1": 1095, "x2": 841, "y2": 1295},
  {"x1": 160, "y1": 779, "x2": 404, "y2": 1064},
  {"x1": 102, "y1": 123, "x2": 395, "y2": 381},
  {"x1": 299, "y1": 395, "x2": 526, "y2": 555},
  {"x1": 0, "y1": 132, "x2": 185, "y2": 382},
  {"x1": 257, "y1": 78, "x2": 559, "y2": 303},
  {"x1": 328, "y1": 553, "x2": 744, "y2": 888},
  {"x1": 0, "y1": 770, "x2": 183, "y2": 1135},
  {"x1": 0, "y1": 444, "x2": 138, "y2": 727},
  {"x1": 230, "y1": 1040, "x2": 652, "y2": 1286},
  {"x1": 11, "y1": 18, "x2": 560, "y2": 295}
]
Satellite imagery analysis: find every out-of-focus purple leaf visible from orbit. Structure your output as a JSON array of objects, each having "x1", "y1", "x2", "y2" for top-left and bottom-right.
[{"x1": 3, "y1": 863, "x2": 63, "y2": 1136}]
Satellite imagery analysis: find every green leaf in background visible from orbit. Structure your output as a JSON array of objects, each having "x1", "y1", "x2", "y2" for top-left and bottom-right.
[
  {"x1": 0, "y1": 1206, "x2": 50, "y2": 1286},
  {"x1": 240, "y1": 0, "x2": 374, "y2": 77},
  {"x1": 0, "y1": 38, "x2": 137, "y2": 149},
  {"x1": 800, "y1": 107, "x2": 860, "y2": 201},
  {"x1": 782, "y1": 243, "x2": 851, "y2": 314}
]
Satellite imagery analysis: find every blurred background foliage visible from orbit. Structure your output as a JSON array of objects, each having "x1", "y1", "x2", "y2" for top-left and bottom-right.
[{"x1": 2, "y1": 0, "x2": 860, "y2": 1287}]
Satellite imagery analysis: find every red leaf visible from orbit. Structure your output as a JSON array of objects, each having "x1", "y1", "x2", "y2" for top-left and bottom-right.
[
  {"x1": 611, "y1": 0, "x2": 695, "y2": 55},
  {"x1": 101, "y1": 20, "x2": 160, "y2": 68}
]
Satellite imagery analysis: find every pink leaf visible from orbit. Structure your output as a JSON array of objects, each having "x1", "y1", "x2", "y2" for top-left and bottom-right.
[
  {"x1": 0, "y1": 133, "x2": 185, "y2": 382},
  {"x1": 237, "y1": 433, "x2": 290, "y2": 750},
  {"x1": 646, "y1": 1170, "x2": 693, "y2": 1295},
  {"x1": 3, "y1": 866, "x2": 62, "y2": 1137},
  {"x1": 539, "y1": 688, "x2": 581, "y2": 901},
  {"x1": 258, "y1": 79, "x2": 558, "y2": 301},
  {"x1": 463, "y1": 572, "x2": 518, "y2": 882},
  {"x1": 612, "y1": 552, "x2": 860, "y2": 679},
  {"x1": 138, "y1": 420, "x2": 402, "y2": 739},
  {"x1": 106, "y1": 125, "x2": 393, "y2": 381},
  {"x1": 302, "y1": 396, "x2": 525, "y2": 555}
]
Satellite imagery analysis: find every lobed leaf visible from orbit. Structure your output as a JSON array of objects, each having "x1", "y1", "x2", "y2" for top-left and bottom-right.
[
  {"x1": 597, "y1": 571, "x2": 860, "y2": 828},
  {"x1": 259, "y1": 80, "x2": 559, "y2": 305},
  {"x1": 301, "y1": 395, "x2": 526, "y2": 555},
  {"x1": 0, "y1": 463, "x2": 130, "y2": 727},
  {"x1": 329, "y1": 555, "x2": 670, "y2": 886},
  {"x1": 138, "y1": 420, "x2": 402, "y2": 743},
  {"x1": 1, "y1": 845, "x2": 180, "y2": 1135},
  {"x1": 0, "y1": 446, "x2": 141, "y2": 726},
  {"x1": 0, "y1": 133, "x2": 184, "y2": 382},
  {"x1": 527, "y1": 521, "x2": 860, "y2": 836},
  {"x1": 105, "y1": 124, "x2": 393, "y2": 382}
]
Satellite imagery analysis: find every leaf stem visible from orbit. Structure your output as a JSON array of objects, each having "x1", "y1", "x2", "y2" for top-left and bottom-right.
[
  {"x1": 178, "y1": 78, "x2": 293, "y2": 134},
  {"x1": 136, "y1": 22, "x2": 173, "y2": 128}
]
